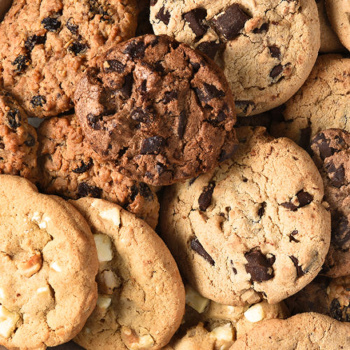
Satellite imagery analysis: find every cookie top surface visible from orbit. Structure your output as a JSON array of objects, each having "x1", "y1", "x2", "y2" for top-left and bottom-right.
[
  {"x1": 37, "y1": 114, "x2": 160, "y2": 229},
  {"x1": 0, "y1": 90, "x2": 38, "y2": 181},
  {"x1": 325, "y1": 0, "x2": 350, "y2": 51},
  {"x1": 310, "y1": 129, "x2": 350, "y2": 277},
  {"x1": 74, "y1": 34, "x2": 237, "y2": 186},
  {"x1": 270, "y1": 54, "x2": 350, "y2": 148},
  {"x1": 150, "y1": 0, "x2": 320, "y2": 116},
  {"x1": 71, "y1": 198, "x2": 185, "y2": 350},
  {"x1": 0, "y1": 0, "x2": 138, "y2": 118},
  {"x1": 0, "y1": 175, "x2": 98, "y2": 349},
  {"x1": 159, "y1": 127, "x2": 331, "y2": 306}
]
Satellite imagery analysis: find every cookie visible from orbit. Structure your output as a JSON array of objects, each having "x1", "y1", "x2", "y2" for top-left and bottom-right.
[
  {"x1": 74, "y1": 34, "x2": 237, "y2": 186},
  {"x1": 37, "y1": 114, "x2": 160, "y2": 229},
  {"x1": 71, "y1": 198, "x2": 185, "y2": 350},
  {"x1": 270, "y1": 55, "x2": 350, "y2": 148},
  {"x1": 325, "y1": 0, "x2": 350, "y2": 51},
  {"x1": 231, "y1": 313, "x2": 350, "y2": 349},
  {"x1": 0, "y1": 0, "x2": 138, "y2": 118},
  {"x1": 159, "y1": 127, "x2": 331, "y2": 306},
  {"x1": 310, "y1": 129, "x2": 350, "y2": 277},
  {"x1": 0, "y1": 90, "x2": 38, "y2": 181},
  {"x1": 150, "y1": 0, "x2": 320, "y2": 116},
  {"x1": 0, "y1": 175, "x2": 98, "y2": 349}
]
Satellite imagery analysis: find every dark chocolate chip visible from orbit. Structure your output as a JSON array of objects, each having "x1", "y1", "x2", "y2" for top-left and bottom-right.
[
  {"x1": 258, "y1": 202, "x2": 266, "y2": 218},
  {"x1": 332, "y1": 215, "x2": 350, "y2": 248},
  {"x1": 299, "y1": 126, "x2": 311, "y2": 150},
  {"x1": 178, "y1": 111, "x2": 187, "y2": 139},
  {"x1": 30, "y1": 95, "x2": 46, "y2": 107},
  {"x1": 183, "y1": 8, "x2": 208, "y2": 38},
  {"x1": 25, "y1": 35, "x2": 46, "y2": 52},
  {"x1": 231, "y1": 260, "x2": 238, "y2": 274},
  {"x1": 297, "y1": 190, "x2": 313, "y2": 207},
  {"x1": 68, "y1": 41, "x2": 88, "y2": 55},
  {"x1": 290, "y1": 256, "x2": 305, "y2": 278},
  {"x1": 268, "y1": 45, "x2": 281, "y2": 59},
  {"x1": 198, "y1": 182, "x2": 215, "y2": 211},
  {"x1": 140, "y1": 136, "x2": 165, "y2": 155},
  {"x1": 131, "y1": 107, "x2": 154, "y2": 124},
  {"x1": 12, "y1": 55, "x2": 30, "y2": 73},
  {"x1": 190, "y1": 61, "x2": 201, "y2": 73},
  {"x1": 162, "y1": 91, "x2": 178, "y2": 104},
  {"x1": 245, "y1": 248, "x2": 275, "y2": 282},
  {"x1": 218, "y1": 144, "x2": 238, "y2": 162},
  {"x1": 72, "y1": 158, "x2": 93, "y2": 174},
  {"x1": 281, "y1": 202, "x2": 298, "y2": 211},
  {"x1": 217, "y1": 111, "x2": 227, "y2": 122},
  {"x1": 212, "y1": 4, "x2": 251, "y2": 40},
  {"x1": 195, "y1": 83, "x2": 225, "y2": 104},
  {"x1": 326, "y1": 161, "x2": 345, "y2": 188},
  {"x1": 196, "y1": 41, "x2": 222, "y2": 60},
  {"x1": 189, "y1": 177, "x2": 198, "y2": 186},
  {"x1": 66, "y1": 17, "x2": 78, "y2": 34},
  {"x1": 41, "y1": 17, "x2": 61, "y2": 32},
  {"x1": 87, "y1": 113, "x2": 101, "y2": 130},
  {"x1": 119, "y1": 73, "x2": 133, "y2": 98},
  {"x1": 123, "y1": 40, "x2": 147, "y2": 59},
  {"x1": 105, "y1": 60, "x2": 125, "y2": 73},
  {"x1": 270, "y1": 64, "x2": 283, "y2": 79},
  {"x1": 139, "y1": 182, "x2": 153, "y2": 200},
  {"x1": 77, "y1": 182, "x2": 102, "y2": 198},
  {"x1": 129, "y1": 185, "x2": 139, "y2": 202},
  {"x1": 235, "y1": 100, "x2": 256, "y2": 115},
  {"x1": 289, "y1": 230, "x2": 300, "y2": 243},
  {"x1": 253, "y1": 22, "x2": 269, "y2": 33},
  {"x1": 155, "y1": 6, "x2": 171, "y2": 25},
  {"x1": 154, "y1": 61, "x2": 165, "y2": 73},
  {"x1": 6, "y1": 109, "x2": 21, "y2": 130},
  {"x1": 24, "y1": 133, "x2": 36, "y2": 147},
  {"x1": 190, "y1": 237, "x2": 215, "y2": 266},
  {"x1": 311, "y1": 132, "x2": 335, "y2": 160}
]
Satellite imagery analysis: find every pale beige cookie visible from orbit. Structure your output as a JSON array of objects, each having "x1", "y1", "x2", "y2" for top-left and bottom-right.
[
  {"x1": 0, "y1": 175, "x2": 98, "y2": 350},
  {"x1": 150, "y1": 0, "x2": 320, "y2": 116},
  {"x1": 71, "y1": 198, "x2": 185, "y2": 350},
  {"x1": 159, "y1": 127, "x2": 331, "y2": 306}
]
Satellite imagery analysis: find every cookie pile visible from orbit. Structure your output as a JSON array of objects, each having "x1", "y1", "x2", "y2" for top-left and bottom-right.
[{"x1": 0, "y1": 0, "x2": 349, "y2": 349}]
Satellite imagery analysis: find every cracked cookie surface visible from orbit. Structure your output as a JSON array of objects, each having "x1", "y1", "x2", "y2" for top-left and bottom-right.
[
  {"x1": 159, "y1": 127, "x2": 331, "y2": 306},
  {"x1": 37, "y1": 114, "x2": 160, "y2": 229},
  {"x1": 0, "y1": 0, "x2": 138, "y2": 118},
  {"x1": 150, "y1": 0, "x2": 320, "y2": 116},
  {"x1": 74, "y1": 34, "x2": 237, "y2": 186},
  {"x1": 71, "y1": 198, "x2": 185, "y2": 350},
  {"x1": 0, "y1": 175, "x2": 98, "y2": 349}
]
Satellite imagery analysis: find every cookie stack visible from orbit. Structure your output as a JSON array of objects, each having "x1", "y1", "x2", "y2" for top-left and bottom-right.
[{"x1": 0, "y1": 0, "x2": 349, "y2": 349}]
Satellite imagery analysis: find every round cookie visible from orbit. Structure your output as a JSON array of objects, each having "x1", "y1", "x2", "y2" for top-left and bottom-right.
[
  {"x1": 325, "y1": 0, "x2": 350, "y2": 51},
  {"x1": 74, "y1": 34, "x2": 237, "y2": 186},
  {"x1": 0, "y1": 175, "x2": 98, "y2": 349},
  {"x1": 159, "y1": 127, "x2": 331, "y2": 306},
  {"x1": 37, "y1": 114, "x2": 160, "y2": 229},
  {"x1": 150, "y1": 0, "x2": 320, "y2": 116},
  {"x1": 310, "y1": 129, "x2": 350, "y2": 277},
  {"x1": 230, "y1": 313, "x2": 350, "y2": 349},
  {"x1": 270, "y1": 55, "x2": 350, "y2": 148},
  {"x1": 71, "y1": 198, "x2": 185, "y2": 350},
  {"x1": 0, "y1": 0, "x2": 138, "y2": 118},
  {"x1": 0, "y1": 90, "x2": 38, "y2": 181}
]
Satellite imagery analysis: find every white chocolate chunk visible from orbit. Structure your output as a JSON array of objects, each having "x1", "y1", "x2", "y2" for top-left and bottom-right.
[
  {"x1": 0, "y1": 305, "x2": 20, "y2": 338},
  {"x1": 210, "y1": 323, "x2": 235, "y2": 350},
  {"x1": 185, "y1": 285, "x2": 210, "y2": 313},
  {"x1": 94, "y1": 234, "x2": 113, "y2": 262},
  {"x1": 31, "y1": 212, "x2": 51, "y2": 229},
  {"x1": 244, "y1": 303, "x2": 265, "y2": 323},
  {"x1": 37, "y1": 286, "x2": 50, "y2": 295},
  {"x1": 97, "y1": 295, "x2": 112, "y2": 310},
  {"x1": 99, "y1": 270, "x2": 121, "y2": 294},
  {"x1": 50, "y1": 262, "x2": 62, "y2": 272},
  {"x1": 100, "y1": 208, "x2": 121, "y2": 227},
  {"x1": 0, "y1": 289, "x2": 5, "y2": 301},
  {"x1": 129, "y1": 334, "x2": 155, "y2": 350}
]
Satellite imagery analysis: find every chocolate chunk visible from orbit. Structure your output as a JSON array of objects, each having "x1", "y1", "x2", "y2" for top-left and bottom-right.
[
  {"x1": 119, "y1": 73, "x2": 133, "y2": 98},
  {"x1": 131, "y1": 107, "x2": 154, "y2": 124},
  {"x1": 77, "y1": 182, "x2": 102, "y2": 198},
  {"x1": 129, "y1": 185, "x2": 139, "y2": 202},
  {"x1": 6, "y1": 109, "x2": 21, "y2": 130},
  {"x1": 123, "y1": 40, "x2": 147, "y2": 59},
  {"x1": 268, "y1": 45, "x2": 281, "y2": 59},
  {"x1": 253, "y1": 22, "x2": 269, "y2": 33},
  {"x1": 311, "y1": 132, "x2": 337, "y2": 160},
  {"x1": 162, "y1": 91, "x2": 178, "y2": 104},
  {"x1": 330, "y1": 299, "x2": 350, "y2": 322},
  {"x1": 183, "y1": 8, "x2": 208, "y2": 38},
  {"x1": 198, "y1": 182, "x2": 215, "y2": 211},
  {"x1": 66, "y1": 17, "x2": 78, "y2": 34},
  {"x1": 289, "y1": 230, "x2": 300, "y2": 243},
  {"x1": 290, "y1": 256, "x2": 305, "y2": 278},
  {"x1": 218, "y1": 144, "x2": 238, "y2": 162},
  {"x1": 297, "y1": 190, "x2": 313, "y2": 207},
  {"x1": 41, "y1": 17, "x2": 61, "y2": 32},
  {"x1": 30, "y1": 95, "x2": 46, "y2": 107},
  {"x1": 195, "y1": 83, "x2": 225, "y2": 104},
  {"x1": 24, "y1": 134, "x2": 36, "y2": 147},
  {"x1": 326, "y1": 161, "x2": 345, "y2": 188},
  {"x1": 139, "y1": 182, "x2": 153, "y2": 200},
  {"x1": 299, "y1": 126, "x2": 311, "y2": 149},
  {"x1": 245, "y1": 248, "x2": 275, "y2": 282},
  {"x1": 270, "y1": 64, "x2": 283, "y2": 79},
  {"x1": 258, "y1": 202, "x2": 266, "y2": 218},
  {"x1": 140, "y1": 136, "x2": 165, "y2": 155},
  {"x1": 68, "y1": 41, "x2": 88, "y2": 55},
  {"x1": 178, "y1": 111, "x2": 187, "y2": 139},
  {"x1": 281, "y1": 202, "x2": 298, "y2": 211},
  {"x1": 212, "y1": 4, "x2": 251, "y2": 40},
  {"x1": 105, "y1": 60, "x2": 125, "y2": 73},
  {"x1": 12, "y1": 55, "x2": 30, "y2": 73},
  {"x1": 196, "y1": 41, "x2": 222, "y2": 60},
  {"x1": 87, "y1": 113, "x2": 101, "y2": 130},
  {"x1": 332, "y1": 215, "x2": 350, "y2": 248},
  {"x1": 217, "y1": 110, "x2": 227, "y2": 122},
  {"x1": 155, "y1": 6, "x2": 171, "y2": 25},
  {"x1": 190, "y1": 237, "x2": 215, "y2": 266},
  {"x1": 25, "y1": 35, "x2": 46, "y2": 52},
  {"x1": 72, "y1": 158, "x2": 93, "y2": 174}
]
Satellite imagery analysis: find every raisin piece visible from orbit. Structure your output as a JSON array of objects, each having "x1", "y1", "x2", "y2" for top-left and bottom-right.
[
  {"x1": 72, "y1": 158, "x2": 93, "y2": 174},
  {"x1": 6, "y1": 109, "x2": 21, "y2": 130},
  {"x1": 31, "y1": 95, "x2": 46, "y2": 107},
  {"x1": 68, "y1": 41, "x2": 88, "y2": 55},
  {"x1": 25, "y1": 35, "x2": 46, "y2": 52},
  {"x1": 66, "y1": 17, "x2": 78, "y2": 34},
  {"x1": 41, "y1": 17, "x2": 61, "y2": 32},
  {"x1": 139, "y1": 182, "x2": 153, "y2": 200},
  {"x1": 24, "y1": 134, "x2": 36, "y2": 147},
  {"x1": 77, "y1": 183, "x2": 102, "y2": 198},
  {"x1": 12, "y1": 55, "x2": 30, "y2": 73}
]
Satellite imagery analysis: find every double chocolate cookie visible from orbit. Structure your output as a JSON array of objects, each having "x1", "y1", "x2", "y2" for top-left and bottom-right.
[{"x1": 74, "y1": 34, "x2": 237, "y2": 186}]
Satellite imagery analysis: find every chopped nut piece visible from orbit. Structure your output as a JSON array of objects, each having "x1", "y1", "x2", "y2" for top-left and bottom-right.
[
  {"x1": 50, "y1": 262, "x2": 62, "y2": 272},
  {"x1": 98, "y1": 270, "x2": 121, "y2": 294},
  {"x1": 97, "y1": 295, "x2": 112, "y2": 310},
  {"x1": 17, "y1": 251, "x2": 42, "y2": 277},
  {"x1": 0, "y1": 305, "x2": 20, "y2": 338},
  {"x1": 94, "y1": 234, "x2": 113, "y2": 262},
  {"x1": 210, "y1": 323, "x2": 235, "y2": 350},
  {"x1": 244, "y1": 303, "x2": 265, "y2": 323},
  {"x1": 185, "y1": 285, "x2": 210, "y2": 313},
  {"x1": 121, "y1": 327, "x2": 155, "y2": 350}
]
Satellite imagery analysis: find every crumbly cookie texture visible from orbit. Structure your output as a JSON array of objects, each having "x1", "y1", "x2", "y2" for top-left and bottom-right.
[
  {"x1": 71, "y1": 198, "x2": 185, "y2": 350},
  {"x1": 0, "y1": 0, "x2": 138, "y2": 118},
  {"x1": 74, "y1": 34, "x2": 237, "y2": 186},
  {"x1": 325, "y1": 0, "x2": 350, "y2": 51},
  {"x1": 310, "y1": 129, "x2": 350, "y2": 277},
  {"x1": 230, "y1": 313, "x2": 350, "y2": 349},
  {"x1": 0, "y1": 175, "x2": 98, "y2": 349},
  {"x1": 0, "y1": 90, "x2": 38, "y2": 181},
  {"x1": 159, "y1": 127, "x2": 331, "y2": 306},
  {"x1": 150, "y1": 0, "x2": 320, "y2": 116},
  {"x1": 270, "y1": 55, "x2": 350, "y2": 148},
  {"x1": 37, "y1": 114, "x2": 160, "y2": 229}
]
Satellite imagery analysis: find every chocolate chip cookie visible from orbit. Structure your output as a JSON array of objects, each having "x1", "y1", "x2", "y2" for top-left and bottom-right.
[
  {"x1": 0, "y1": 175, "x2": 98, "y2": 349},
  {"x1": 159, "y1": 127, "x2": 331, "y2": 306},
  {"x1": 0, "y1": 90, "x2": 38, "y2": 181},
  {"x1": 0, "y1": 0, "x2": 138, "y2": 118},
  {"x1": 71, "y1": 198, "x2": 185, "y2": 350},
  {"x1": 150, "y1": 0, "x2": 320, "y2": 116},
  {"x1": 37, "y1": 114, "x2": 160, "y2": 229},
  {"x1": 271, "y1": 55, "x2": 350, "y2": 148},
  {"x1": 310, "y1": 129, "x2": 350, "y2": 277}
]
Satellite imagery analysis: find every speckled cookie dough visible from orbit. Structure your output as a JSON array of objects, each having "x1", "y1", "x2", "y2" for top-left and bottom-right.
[
  {"x1": 150, "y1": 0, "x2": 320, "y2": 116},
  {"x1": 159, "y1": 127, "x2": 331, "y2": 306},
  {"x1": 37, "y1": 114, "x2": 160, "y2": 229},
  {"x1": 0, "y1": 175, "x2": 98, "y2": 349},
  {"x1": 71, "y1": 198, "x2": 185, "y2": 350},
  {"x1": 0, "y1": 0, "x2": 138, "y2": 118}
]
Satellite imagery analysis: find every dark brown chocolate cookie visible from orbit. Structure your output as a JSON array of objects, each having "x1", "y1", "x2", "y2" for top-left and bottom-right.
[{"x1": 74, "y1": 34, "x2": 237, "y2": 186}]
